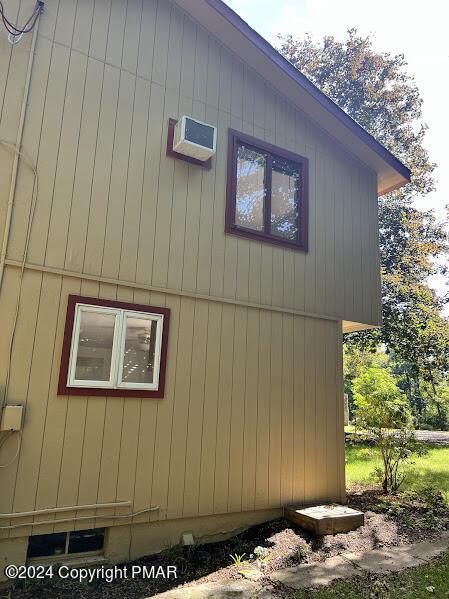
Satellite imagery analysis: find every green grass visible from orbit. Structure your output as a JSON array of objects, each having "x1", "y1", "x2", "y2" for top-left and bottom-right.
[
  {"x1": 345, "y1": 443, "x2": 449, "y2": 497},
  {"x1": 302, "y1": 442, "x2": 449, "y2": 597},
  {"x1": 292, "y1": 550, "x2": 449, "y2": 598}
]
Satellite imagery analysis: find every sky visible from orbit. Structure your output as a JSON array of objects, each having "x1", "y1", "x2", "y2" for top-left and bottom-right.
[{"x1": 226, "y1": 0, "x2": 449, "y2": 301}]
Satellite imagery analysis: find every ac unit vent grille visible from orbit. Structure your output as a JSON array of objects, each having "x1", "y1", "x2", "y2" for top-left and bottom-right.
[
  {"x1": 184, "y1": 118, "x2": 215, "y2": 149},
  {"x1": 172, "y1": 116, "x2": 217, "y2": 163}
]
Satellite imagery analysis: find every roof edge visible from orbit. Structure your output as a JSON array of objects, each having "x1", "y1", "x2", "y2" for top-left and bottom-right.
[{"x1": 205, "y1": 0, "x2": 411, "y2": 189}]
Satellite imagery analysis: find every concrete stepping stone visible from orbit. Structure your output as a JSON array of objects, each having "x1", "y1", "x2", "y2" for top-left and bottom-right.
[
  {"x1": 342, "y1": 547, "x2": 422, "y2": 574},
  {"x1": 149, "y1": 580, "x2": 258, "y2": 598},
  {"x1": 285, "y1": 504, "x2": 364, "y2": 535},
  {"x1": 343, "y1": 531, "x2": 449, "y2": 575},
  {"x1": 271, "y1": 555, "x2": 358, "y2": 589},
  {"x1": 150, "y1": 533, "x2": 449, "y2": 597},
  {"x1": 271, "y1": 534, "x2": 449, "y2": 588}
]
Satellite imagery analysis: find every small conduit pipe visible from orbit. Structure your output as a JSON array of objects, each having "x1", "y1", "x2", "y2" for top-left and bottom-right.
[
  {"x1": 0, "y1": 501, "x2": 132, "y2": 519},
  {"x1": 0, "y1": 508, "x2": 160, "y2": 530},
  {"x1": 0, "y1": 503, "x2": 160, "y2": 530},
  {"x1": 0, "y1": 7, "x2": 41, "y2": 290}
]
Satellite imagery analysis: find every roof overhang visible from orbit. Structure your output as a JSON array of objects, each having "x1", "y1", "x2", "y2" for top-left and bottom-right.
[
  {"x1": 342, "y1": 321, "x2": 378, "y2": 333},
  {"x1": 175, "y1": 0, "x2": 411, "y2": 195}
]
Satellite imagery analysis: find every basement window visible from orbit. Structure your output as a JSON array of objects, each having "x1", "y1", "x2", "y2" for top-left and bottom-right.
[
  {"x1": 27, "y1": 528, "x2": 105, "y2": 560},
  {"x1": 58, "y1": 296, "x2": 170, "y2": 398},
  {"x1": 226, "y1": 129, "x2": 308, "y2": 251}
]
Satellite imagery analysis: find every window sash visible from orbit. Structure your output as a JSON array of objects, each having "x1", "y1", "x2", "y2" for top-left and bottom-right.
[
  {"x1": 68, "y1": 305, "x2": 121, "y2": 389},
  {"x1": 235, "y1": 141, "x2": 301, "y2": 242},
  {"x1": 116, "y1": 311, "x2": 164, "y2": 391},
  {"x1": 67, "y1": 304, "x2": 164, "y2": 391},
  {"x1": 226, "y1": 129, "x2": 308, "y2": 252}
]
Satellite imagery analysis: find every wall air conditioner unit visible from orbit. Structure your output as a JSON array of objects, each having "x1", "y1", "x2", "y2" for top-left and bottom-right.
[{"x1": 173, "y1": 116, "x2": 217, "y2": 162}]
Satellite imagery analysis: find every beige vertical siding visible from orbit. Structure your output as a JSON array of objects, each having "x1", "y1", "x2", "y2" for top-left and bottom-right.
[
  {"x1": 4, "y1": 0, "x2": 380, "y2": 327},
  {"x1": 0, "y1": 267, "x2": 345, "y2": 539},
  {"x1": 0, "y1": 0, "x2": 372, "y2": 541},
  {"x1": 0, "y1": 0, "x2": 37, "y2": 253}
]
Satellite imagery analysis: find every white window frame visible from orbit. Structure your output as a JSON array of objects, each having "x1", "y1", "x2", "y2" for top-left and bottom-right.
[
  {"x1": 67, "y1": 303, "x2": 164, "y2": 391},
  {"x1": 117, "y1": 311, "x2": 164, "y2": 391}
]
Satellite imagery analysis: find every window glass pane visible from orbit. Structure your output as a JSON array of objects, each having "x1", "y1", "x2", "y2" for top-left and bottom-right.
[
  {"x1": 75, "y1": 310, "x2": 116, "y2": 381},
  {"x1": 271, "y1": 157, "x2": 300, "y2": 240},
  {"x1": 121, "y1": 317, "x2": 158, "y2": 385},
  {"x1": 27, "y1": 532, "x2": 67, "y2": 558},
  {"x1": 68, "y1": 528, "x2": 105, "y2": 554},
  {"x1": 235, "y1": 144, "x2": 265, "y2": 231}
]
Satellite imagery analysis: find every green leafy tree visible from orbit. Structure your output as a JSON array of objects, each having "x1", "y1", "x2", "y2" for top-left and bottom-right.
[
  {"x1": 353, "y1": 368, "x2": 411, "y2": 430},
  {"x1": 278, "y1": 29, "x2": 449, "y2": 397},
  {"x1": 353, "y1": 367, "x2": 418, "y2": 493},
  {"x1": 435, "y1": 383, "x2": 449, "y2": 429},
  {"x1": 418, "y1": 379, "x2": 449, "y2": 431},
  {"x1": 345, "y1": 349, "x2": 449, "y2": 430},
  {"x1": 388, "y1": 311, "x2": 449, "y2": 428},
  {"x1": 343, "y1": 346, "x2": 388, "y2": 419}
]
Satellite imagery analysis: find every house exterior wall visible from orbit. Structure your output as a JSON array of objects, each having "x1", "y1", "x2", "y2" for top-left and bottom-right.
[
  {"x1": 2, "y1": 0, "x2": 381, "y2": 327},
  {"x1": 0, "y1": 0, "x2": 378, "y2": 568},
  {"x1": 0, "y1": 268, "x2": 345, "y2": 535}
]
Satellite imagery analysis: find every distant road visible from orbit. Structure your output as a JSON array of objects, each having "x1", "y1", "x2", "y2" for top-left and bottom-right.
[
  {"x1": 346, "y1": 428, "x2": 449, "y2": 445},
  {"x1": 413, "y1": 430, "x2": 449, "y2": 445}
]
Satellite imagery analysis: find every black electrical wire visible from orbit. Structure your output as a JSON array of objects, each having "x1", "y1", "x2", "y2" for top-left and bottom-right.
[
  {"x1": 1, "y1": 11, "x2": 37, "y2": 36},
  {"x1": 0, "y1": 2, "x2": 41, "y2": 36},
  {"x1": 0, "y1": 4, "x2": 36, "y2": 33},
  {"x1": 0, "y1": 1, "x2": 43, "y2": 33},
  {"x1": 0, "y1": 1, "x2": 43, "y2": 39}
]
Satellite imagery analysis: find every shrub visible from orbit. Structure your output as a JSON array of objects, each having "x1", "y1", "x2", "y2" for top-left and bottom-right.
[{"x1": 353, "y1": 367, "x2": 419, "y2": 494}]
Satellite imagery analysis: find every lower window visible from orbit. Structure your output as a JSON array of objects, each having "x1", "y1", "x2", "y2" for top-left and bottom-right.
[
  {"x1": 27, "y1": 528, "x2": 105, "y2": 559},
  {"x1": 58, "y1": 296, "x2": 170, "y2": 398}
]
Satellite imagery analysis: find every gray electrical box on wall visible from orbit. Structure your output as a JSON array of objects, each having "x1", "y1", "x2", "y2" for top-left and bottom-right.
[{"x1": 0, "y1": 405, "x2": 24, "y2": 431}]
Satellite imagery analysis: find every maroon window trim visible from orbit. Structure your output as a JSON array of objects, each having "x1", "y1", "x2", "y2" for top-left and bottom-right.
[
  {"x1": 57, "y1": 295, "x2": 170, "y2": 399},
  {"x1": 225, "y1": 128, "x2": 308, "y2": 251}
]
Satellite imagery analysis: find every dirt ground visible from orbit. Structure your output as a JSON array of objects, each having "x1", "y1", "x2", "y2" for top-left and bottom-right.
[
  {"x1": 188, "y1": 487, "x2": 448, "y2": 584},
  {"x1": 7, "y1": 487, "x2": 449, "y2": 599}
]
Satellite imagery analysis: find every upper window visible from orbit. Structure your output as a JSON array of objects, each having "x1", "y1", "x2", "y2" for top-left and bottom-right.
[
  {"x1": 226, "y1": 129, "x2": 308, "y2": 250},
  {"x1": 58, "y1": 296, "x2": 170, "y2": 398}
]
